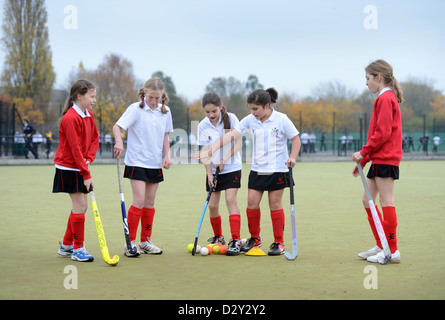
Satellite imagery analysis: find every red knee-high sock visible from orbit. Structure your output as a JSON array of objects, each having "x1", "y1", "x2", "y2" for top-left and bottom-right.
[
  {"x1": 71, "y1": 213, "x2": 85, "y2": 250},
  {"x1": 128, "y1": 205, "x2": 142, "y2": 242},
  {"x1": 210, "y1": 216, "x2": 223, "y2": 238},
  {"x1": 382, "y1": 206, "x2": 398, "y2": 253},
  {"x1": 271, "y1": 209, "x2": 285, "y2": 244},
  {"x1": 246, "y1": 208, "x2": 261, "y2": 238},
  {"x1": 62, "y1": 212, "x2": 74, "y2": 246},
  {"x1": 229, "y1": 214, "x2": 241, "y2": 240},
  {"x1": 365, "y1": 206, "x2": 384, "y2": 249},
  {"x1": 140, "y1": 207, "x2": 155, "y2": 241}
]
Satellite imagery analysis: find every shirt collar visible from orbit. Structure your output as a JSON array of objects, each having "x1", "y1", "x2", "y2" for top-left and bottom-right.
[
  {"x1": 73, "y1": 103, "x2": 90, "y2": 118},
  {"x1": 144, "y1": 101, "x2": 162, "y2": 112},
  {"x1": 379, "y1": 87, "x2": 392, "y2": 96}
]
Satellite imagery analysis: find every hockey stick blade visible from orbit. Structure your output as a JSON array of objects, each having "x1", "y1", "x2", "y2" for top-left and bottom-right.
[{"x1": 90, "y1": 191, "x2": 120, "y2": 266}]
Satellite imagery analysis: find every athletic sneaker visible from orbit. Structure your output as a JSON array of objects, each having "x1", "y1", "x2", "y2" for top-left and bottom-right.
[
  {"x1": 207, "y1": 236, "x2": 226, "y2": 245},
  {"x1": 71, "y1": 246, "x2": 94, "y2": 262},
  {"x1": 124, "y1": 241, "x2": 140, "y2": 257},
  {"x1": 358, "y1": 245, "x2": 382, "y2": 259},
  {"x1": 226, "y1": 239, "x2": 241, "y2": 256},
  {"x1": 58, "y1": 241, "x2": 73, "y2": 257},
  {"x1": 367, "y1": 250, "x2": 401, "y2": 264},
  {"x1": 139, "y1": 237, "x2": 163, "y2": 254},
  {"x1": 241, "y1": 237, "x2": 261, "y2": 252},
  {"x1": 268, "y1": 242, "x2": 285, "y2": 256}
]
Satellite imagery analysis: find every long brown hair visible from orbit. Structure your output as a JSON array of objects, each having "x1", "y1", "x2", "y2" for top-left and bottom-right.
[
  {"x1": 138, "y1": 78, "x2": 169, "y2": 114},
  {"x1": 202, "y1": 92, "x2": 230, "y2": 130},
  {"x1": 365, "y1": 59, "x2": 403, "y2": 103}
]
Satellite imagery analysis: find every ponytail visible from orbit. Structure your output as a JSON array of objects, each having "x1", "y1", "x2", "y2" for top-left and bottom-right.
[{"x1": 220, "y1": 105, "x2": 231, "y2": 130}]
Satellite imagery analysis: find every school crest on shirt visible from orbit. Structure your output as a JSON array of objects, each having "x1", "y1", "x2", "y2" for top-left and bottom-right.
[{"x1": 270, "y1": 127, "x2": 279, "y2": 137}]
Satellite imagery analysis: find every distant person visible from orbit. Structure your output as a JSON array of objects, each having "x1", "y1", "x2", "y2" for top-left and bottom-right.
[
  {"x1": 22, "y1": 117, "x2": 38, "y2": 159},
  {"x1": 352, "y1": 59, "x2": 403, "y2": 264},
  {"x1": 45, "y1": 130, "x2": 52, "y2": 158},
  {"x1": 113, "y1": 77, "x2": 173, "y2": 257},
  {"x1": 309, "y1": 132, "x2": 316, "y2": 153},
  {"x1": 433, "y1": 135, "x2": 440, "y2": 154},
  {"x1": 300, "y1": 131, "x2": 309, "y2": 153},
  {"x1": 407, "y1": 134, "x2": 414, "y2": 152},
  {"x1": 197, "y1": 92, "x2": 242, "y2": 255},
  {"x1": 320, "y1": 132, "x2": 327, "y2": 151},
  {"x1": 54, "y1": 79, "x2": 99, "y2": 262}
]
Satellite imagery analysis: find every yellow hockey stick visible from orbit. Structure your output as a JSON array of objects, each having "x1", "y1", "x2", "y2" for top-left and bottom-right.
[{"x1": 90, "y1": 190, "x2": 119, "y2": 266}]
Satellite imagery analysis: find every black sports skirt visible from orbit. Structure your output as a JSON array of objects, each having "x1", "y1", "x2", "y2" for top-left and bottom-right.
[
  {"x1": 248, "y1": 170, "x2": 292, "y2": 191},
  {"x1": 52, "y1": 168, "x2": 91, "y2": 194},
  {"x1": 123, "y1": 166, "x2": 164, "y2": 183},
  {"x1": 367, "y1": 164, "x2": 399, "y2": 180}
]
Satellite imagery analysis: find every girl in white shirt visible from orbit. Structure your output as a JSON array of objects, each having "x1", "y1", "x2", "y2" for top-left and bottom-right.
[
  {"x1": 198, "y1": 88, "x2": 301, "y2": 255},
  {"x1": 113, "y1": 78, "x2": 173, "y2": 256},
  {"x1": 198, "y1": 93, "x2": 243, "y2": 255}
]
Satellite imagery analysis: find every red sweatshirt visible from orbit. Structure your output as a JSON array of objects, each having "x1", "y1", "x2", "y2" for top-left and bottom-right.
[
  {"x1": 54, "y1": 106, "x2": 99, "y2": 180},
  {"x1": 360, "y1": 89, "x2": 403, "y2": 167}
]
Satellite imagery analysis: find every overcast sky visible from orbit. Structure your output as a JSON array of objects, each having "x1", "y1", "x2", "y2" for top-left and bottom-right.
[{"x1": 1, "y1": 0, "x2": 444, "y2": 101}]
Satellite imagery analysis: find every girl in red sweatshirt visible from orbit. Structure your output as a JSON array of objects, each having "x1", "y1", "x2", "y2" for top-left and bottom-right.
[
  {"x1": 352, "y1": 59, "x2": 403, "y2": 264},
  {"x1": 53, "y1": 79, "x2": 99, "y2": 262}
]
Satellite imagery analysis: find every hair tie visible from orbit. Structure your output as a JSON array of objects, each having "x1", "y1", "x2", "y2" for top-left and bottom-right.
[{"x1": 392, "y1": 74, "x2": 395, "y2": 78}]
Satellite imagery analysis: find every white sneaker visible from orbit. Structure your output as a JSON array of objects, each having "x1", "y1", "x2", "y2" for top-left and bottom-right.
[
  {"x1": 358, "y1": 245, "x2": 382, "y2": 259},
  {"x1": 367, "y1": 250, "x2": 401, "y2": 264},
  {"x1": 139, "y1": 238, "x2": 163, "y2": 254}
]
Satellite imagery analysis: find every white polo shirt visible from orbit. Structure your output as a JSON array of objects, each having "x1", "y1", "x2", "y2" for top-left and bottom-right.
[
  {"x1": 235, "y1": 109, "x2": 299, "y2": 173},
  {"x1": 117, "y1": 101, "x2": 173, "y2": 169},
  {"x1": 198, "y1": 112, "x2": 242, "y2": 174}
]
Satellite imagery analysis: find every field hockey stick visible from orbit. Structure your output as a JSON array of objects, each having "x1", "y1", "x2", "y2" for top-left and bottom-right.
[
  {"x1": 284, "y1": 166, "x2": 298, "y2": 261},
  {"x1": 356, "y1": 163, "x2": 391, "y2": 264},
  {"x1": 90, "y1": 190, "x2": 120, "y2": 266},
  {"x1": 192, "y1": 167, "x2": 220, "y2": 255},
  {"x1": 117, "y1": 158, "x2": 137, "y2": 254}
]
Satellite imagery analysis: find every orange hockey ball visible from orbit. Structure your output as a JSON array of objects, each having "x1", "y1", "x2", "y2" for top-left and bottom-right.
[{"x1": 219, "y1": 245, "x2": 228, "y2": 255}]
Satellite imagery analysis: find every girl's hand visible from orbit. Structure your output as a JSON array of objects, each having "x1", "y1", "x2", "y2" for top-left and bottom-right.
[
  {"x1": 352, "y1": 151, "x2": 363, "y2": 162},
  {"x1": 352, "y1": 165, "x2": 359, "y2": 177},
  {"x1": 162, "y1": 156, "x2": 170, "y2": 169},
  {"x1": 114, "y1": 142, "x2": 124, "y2": 159},
  {"x1": 207, "y1": 172, "x2": 216, "y2": 189},
  {"x1": 84, "y1": 178, "x2": 93, "y2": 191},
  {"x1": 286, "y1": 157, "x2": 296, "y2": 169}
]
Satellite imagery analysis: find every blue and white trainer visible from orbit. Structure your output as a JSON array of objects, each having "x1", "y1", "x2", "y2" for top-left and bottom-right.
[
  {"x1": 71, "y1": 246, "x2": 94, "y2": 262},
  {"x1": 58, "y1": 241, "x2": 73, "y2": 257}
]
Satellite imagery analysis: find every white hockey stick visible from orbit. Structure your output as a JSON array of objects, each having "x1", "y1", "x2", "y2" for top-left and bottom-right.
[
  {"x1": 284, "y1": 167, "x2": 298, "y2": 260},
  {"x1": 357, "y1": 163, "x2": 391, "y2": 264}
]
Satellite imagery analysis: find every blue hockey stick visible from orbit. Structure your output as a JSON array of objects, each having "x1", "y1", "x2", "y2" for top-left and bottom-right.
[{"x1": 192, "y1": 167, "x2": 220, "y2": 255}]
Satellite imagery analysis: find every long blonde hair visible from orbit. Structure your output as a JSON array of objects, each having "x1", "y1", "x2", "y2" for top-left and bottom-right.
[
  {"x1": 138, "y1": 77, "x2": 169, "y2": 114},
  {"x1": 365, "y1": 59, "x2": 403, "y2": 103}
]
